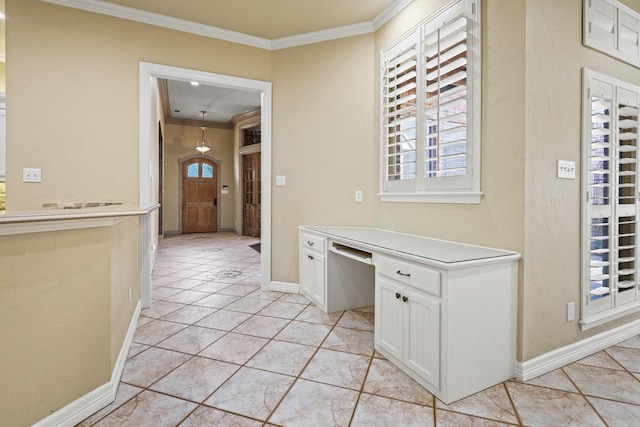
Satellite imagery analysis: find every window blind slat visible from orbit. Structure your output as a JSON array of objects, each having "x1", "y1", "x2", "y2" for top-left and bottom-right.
[
  {"x1": 425, "y1": 57, "x2": 468, "y2": 82},
  {"x1": 425, "y1": 70, "x2": 467, "y2": 94},
  {"x1": 424, "y1": 43, "x2": 467, "y2": 71}
]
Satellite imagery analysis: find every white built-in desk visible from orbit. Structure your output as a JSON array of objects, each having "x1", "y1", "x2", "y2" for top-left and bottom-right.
[{"x1": 298, "y1": 226, "x2": 521, "y2": 404}]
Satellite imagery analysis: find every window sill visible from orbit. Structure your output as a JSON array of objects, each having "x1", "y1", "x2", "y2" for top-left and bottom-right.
[
  {"x1": 378, "y1": 191, "x2": 483, "y2": 204},
  {"x1": 580, "y1": 302, "x2": 640, "y2": 331}
]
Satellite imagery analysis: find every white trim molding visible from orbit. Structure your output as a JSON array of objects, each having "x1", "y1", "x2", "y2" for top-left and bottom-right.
[
  {"x1": 139, "y1": 62, "x2": 273, "y2": 293},
  {"x1": 515, "y1": 318, "x2": 640, "y2": 382},
  {"x1": 271, "y1": 281, "x2": 300, "y2": 294},
  {"x1": 32, "y1": 301, "x2": 141, "y2": 427},
  {"x1": 40, "y1": 0, "x2": 415, "y2": 50}
]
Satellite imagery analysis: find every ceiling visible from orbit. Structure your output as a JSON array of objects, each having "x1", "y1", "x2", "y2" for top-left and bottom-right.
[{"x1": 101, "y1": 0, "x2": 399, "y2": 40}]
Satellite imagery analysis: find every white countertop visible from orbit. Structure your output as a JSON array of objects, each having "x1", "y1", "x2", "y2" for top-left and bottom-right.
[
  {"x1": 301, "y1": 226, "x2": 520, "y2": 266},
  {"x1": 0, "y1": 203, "x2": 160, "y2": 235}
]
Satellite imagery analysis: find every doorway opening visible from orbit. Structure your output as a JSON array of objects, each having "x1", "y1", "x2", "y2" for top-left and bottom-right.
[{"x1": 139, "y1": 62, "x2": 273, "y2": 302}]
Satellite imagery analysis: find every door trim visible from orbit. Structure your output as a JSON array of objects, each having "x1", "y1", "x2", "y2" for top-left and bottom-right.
[
  {"x1": 178, "y1": 154, "x2": 220, "y2": 234},
  {"x1": 139, "y1": 62, "x2": 273, "y2": 299}
]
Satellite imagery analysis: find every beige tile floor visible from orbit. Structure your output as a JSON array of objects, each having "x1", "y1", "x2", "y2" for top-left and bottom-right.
[{"x1": 78, "y1": 232, "x2": 640, "y2": 426}]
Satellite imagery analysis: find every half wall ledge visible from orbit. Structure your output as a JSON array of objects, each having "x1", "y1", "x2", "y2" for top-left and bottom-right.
[{"x1": 0, "y1": 203, "x2": 161, "y2": 236}]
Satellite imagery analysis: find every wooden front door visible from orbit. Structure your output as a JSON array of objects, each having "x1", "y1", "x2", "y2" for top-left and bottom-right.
[
  {"x1": 243, "y1": 152, "x2": 261, "y2": 237},
  {"x1": 182, "y1": 158, "x2": 217, "y2": 233}
]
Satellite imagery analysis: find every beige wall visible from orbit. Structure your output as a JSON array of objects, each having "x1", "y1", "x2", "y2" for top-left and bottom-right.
[
  {"x1": 4, "y1": 1, "x2": 270, "y2": 424},
  {"x1": 6, "y1": 1, "x2": 640, "y2": 424},
  {"x1": 522, "y1": 0, "x2": 640, "y2": 360},
  {"x1": 0, "y1": 62, "x2": 6, "y2": 92},
  {"x1": 0, "y1": 218, "x2": 139, "y2": 427},
  {"x1": 6, "y1": 0, "x2": 271, "y2": 211},
  {"x1": 374, "y1": 0, "x2": 527, "y2": 354},
  {"x1": 163, "y1": 124, "x2": 235, "y2": 233},
  {"x1": 271, "y1": 34, "x2": 377, "y2": 282},
  {"x1": 374, "y1": 0, "x2": 526, "y2": 252},
  {"x1": 110, "y1": 218, "x2": 141, "y2": 364}
]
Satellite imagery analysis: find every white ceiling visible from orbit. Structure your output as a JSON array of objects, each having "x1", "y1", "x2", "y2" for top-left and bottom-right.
[{"x1": 166, "y1": 80, "x2": 261, "y2": 124}]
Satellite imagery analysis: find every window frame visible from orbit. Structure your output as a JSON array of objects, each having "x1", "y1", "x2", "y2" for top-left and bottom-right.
[
  {"x1": 583, "y1": 0, "x2": 640, "y2": 69},
  {"x1": 379, "y1": 0, "x2": 482, "y2": 204},
  {"x1": 581, "y1": 68, "x2": 640, "y2": 330}
]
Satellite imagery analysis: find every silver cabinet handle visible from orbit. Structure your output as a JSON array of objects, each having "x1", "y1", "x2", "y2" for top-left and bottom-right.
[{"x1": 396, "y1": 270, "x2": 411, "y2": 277}]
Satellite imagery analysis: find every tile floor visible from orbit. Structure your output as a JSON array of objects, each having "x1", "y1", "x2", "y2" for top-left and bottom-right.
[{"x1": 78, "y1": 232, "x2": 640, "y2": 426}]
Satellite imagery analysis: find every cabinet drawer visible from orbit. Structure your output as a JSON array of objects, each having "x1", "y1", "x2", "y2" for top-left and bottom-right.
[
  {"x1": 375, "y1": 255, "x2": 440, "y2": 296},
  {"x1": 301, "y1": 232, "x2": 326, "y2": 253}
]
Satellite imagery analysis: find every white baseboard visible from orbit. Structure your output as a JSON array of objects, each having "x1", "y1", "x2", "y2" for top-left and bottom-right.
[
  {"x1": 33, "y1": 301, "x2": 142, "y2": 427},
  {"x1": 270, "y1": 280, "x2": 300, "y2": 293},
  {"x1": 515, "y1": 318, "x2": 640, "y2": 382}
]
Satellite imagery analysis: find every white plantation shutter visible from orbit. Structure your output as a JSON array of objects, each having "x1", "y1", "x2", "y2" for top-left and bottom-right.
[
  {"x1": 423, "y1": 13, "x2": 469, "y2": 181},
  {"x1": 618, "y1": 11, "x2": 640, "y2": 59},
  {"x1": 587, "y1": 0, "x2": 617, "y2": 49},
  {"x1": 582, "y1": 69, "x2": 640, "y2": 329},
  {"x1": 584, "y1": 0, "x2": 640, "y2": 68},
  {"x1": 380, "y1": 0, "x2": 480, "y2": 202},
  {"x1": 382, "y1": 36, "x2": 418, "y2": 190}
]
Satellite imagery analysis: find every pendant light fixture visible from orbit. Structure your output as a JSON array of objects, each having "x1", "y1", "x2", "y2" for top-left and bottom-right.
[{"x1": 195, "y1": 110, "x2": 212, "y2": 154}]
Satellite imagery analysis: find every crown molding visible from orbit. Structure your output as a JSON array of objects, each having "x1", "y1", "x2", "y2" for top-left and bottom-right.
[
  {"x1": 40, "y1": 0, "x2": 415, "y2": 51},
  {"x1": 231, "y1": 108, "x2": 261, "y2": 126},
  {"x1": 271, "y1": 21, "x2": 374, "y2": 50},
  {"x1": 164, "y1": 116, "x2": 233, "y2": 129},
  {"x1": 372, "y1": 0, "x2": 415, "y2": 30},
  {"x1": 40, "y1": 0, "x2": 272, "y2": 49}
]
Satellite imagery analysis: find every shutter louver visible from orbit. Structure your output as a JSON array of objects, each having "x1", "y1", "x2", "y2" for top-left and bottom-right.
[
  {"x1": 383, "y1": 39, "x2": 418, "y2": 183},
  {"x1": 423, "y1": 14, "x2": 468, "y2": 179},
  {"x1": 589, "y1": 0, "x2": 616, "y2": 49},
  {"x1": 618, "y1": 11, "x2": 640, "y2": 58},
  {"x1": 616, "y1": 88, "x2": 639, "y2": 305},
  {"x1": 588, "y1": 88, "x2": 614, "y2": 310}
]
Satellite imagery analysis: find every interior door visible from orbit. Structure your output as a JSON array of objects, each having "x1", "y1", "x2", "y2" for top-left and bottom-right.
[
  {"x1": 243, "y1": 152, "x2": 261, "y2": 237},
  {"x1": 182, "y1": 158, "x2": 217, "y2": 233}
]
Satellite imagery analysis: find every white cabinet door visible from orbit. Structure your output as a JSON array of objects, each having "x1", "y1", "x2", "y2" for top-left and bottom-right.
[
  {"x1": 375, "y1": 273, "x2": 441, "y2": 390},
  {"x1": 301, "y1": 248, "x2": 325, "y2": 306},
  {"x1": 405, "y1": 287, "x2": 440, "y2": 388},
  {"x1": 375, "y1": 276, "x2": 404, "y2": 360}
]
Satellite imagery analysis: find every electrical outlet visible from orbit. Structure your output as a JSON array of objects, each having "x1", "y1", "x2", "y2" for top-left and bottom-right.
[
  {"x1": 355, "y1": 190, "x2": 363, "y2": 203},
  {"x1": 23, "y1": 168, "x2": 42, "y2": 183},
  {"x1": 567, "y1": 302, "x2": 575, "y2": 321}
]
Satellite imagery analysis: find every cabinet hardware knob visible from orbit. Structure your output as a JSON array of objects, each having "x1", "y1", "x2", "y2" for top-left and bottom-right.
[
  {"x1": 396, "y1": 270, "x2": 411, "y2": 277},
  {"x1": 395, "y1": 292, "x2": 401, "y2": 299},
  {"x1": 308, "y1": 241, "x2": 314, "y2": 246},
  {"x1": 402, "y1": 296, "x2": 408, "y2": 303},
  {"x1": 308, "y1": 255, "x2": 314, "y2": 260}
]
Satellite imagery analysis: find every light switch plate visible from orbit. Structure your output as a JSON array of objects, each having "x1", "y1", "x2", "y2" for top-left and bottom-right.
[{"x1": 557, "y1": 160, "x2": 576, "y2": 179}]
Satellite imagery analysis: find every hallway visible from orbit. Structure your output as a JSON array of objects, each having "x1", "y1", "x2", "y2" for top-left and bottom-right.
[{"x1": 78, "y1": 233, "x2": 640, "y2": 426}]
